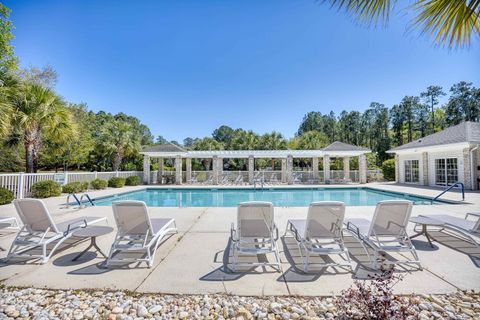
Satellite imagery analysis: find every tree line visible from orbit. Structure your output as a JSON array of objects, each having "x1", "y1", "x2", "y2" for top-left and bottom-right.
[
  {"x1": 177, "y1": 81, "x2": 479, "y2": 168},
  {"x1": 0, "y1": 3, "x2": 478, "y2": 173}
]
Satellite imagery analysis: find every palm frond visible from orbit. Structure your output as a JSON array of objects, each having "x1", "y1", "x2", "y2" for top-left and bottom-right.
[
  {"x1": 410, "y1": 0, "x2": 480, "y2": 48},
  {"x1": 326, "y1": 0, "x2": 395, "y2": 25}
]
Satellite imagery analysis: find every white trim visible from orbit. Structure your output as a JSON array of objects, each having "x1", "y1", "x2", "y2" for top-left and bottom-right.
[
  {"x1": 388, "y1": 142, "x2": 471, "y2": 154},
  {"x1": 140, "y1": 149, "x2": 370, "y2": 158}
]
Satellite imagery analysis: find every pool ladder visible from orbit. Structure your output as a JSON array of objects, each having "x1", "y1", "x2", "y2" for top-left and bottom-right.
[
  {"x1": 431, "y1": 182, "x2": 465, "y2": 203},
  {"x1": 66, "y1": 193, "x2": 95, "y2": 208}
]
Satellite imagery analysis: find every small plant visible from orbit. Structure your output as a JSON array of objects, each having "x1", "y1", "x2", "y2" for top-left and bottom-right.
[
  {"x1": 0, "y1": 187, "x2": 14, "y2": 205},
  {"x1": 62, "y1": 181, "x2": 89, "y2": 194},
  {"x1": 125, "y1": 175, "x2": 141, "y2": 186},
  {"x1": 31, "y1": 180, "x2": 62, "y2": 198},
  {"x1": 335, "y1": 264, "x2": 414, "y2": 319},
  {"x1": 91, "y1": 178, "x2": 108, "y2": 190},
  {"x1": 108, "y1": 177, "x2": 126, "y2": 188}
]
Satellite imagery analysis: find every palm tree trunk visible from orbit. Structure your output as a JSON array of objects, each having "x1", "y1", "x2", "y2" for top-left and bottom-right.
[
  {"x1": 113, "y1": 152, "x2": 123, "y2": 171},
  {"x1": 24, "y1": 128, "x2": 41, "y2": 173},
  {"x1": 25, "y1": 143, "x2": 35, "y2": 173}
]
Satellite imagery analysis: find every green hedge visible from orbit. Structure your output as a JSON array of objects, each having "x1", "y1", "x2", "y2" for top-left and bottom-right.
[
  {"x1": 91, "y1": 178, "x2": 108, "y2": 190},
  {"x1": 31, "y1": 180, "x2": 62, "y2": 198},
  {"x1": 62, "y1": 181, "x2": 89, "y2": 194},
  {"x1": 108, "y1": 177, "x2": 126, "y2": 188},
  {"x1": 0, "y1": 187, "x2": 14, "y2": 205},
  {"x1": 125, "y1": 175, "x2": 141, "y2": 186},
  {"x1": 382, "y1": 159, "x2": 396, "y2": 181}
]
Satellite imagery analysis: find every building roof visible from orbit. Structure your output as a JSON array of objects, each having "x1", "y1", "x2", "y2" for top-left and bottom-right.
[
  {"x1": 141, "y1": 143, "x2": 187, "y2": 153},
  {"x1": 388, "y1": 121, "x2": 480, "y2": 152},
  {"x1": 323, "y1": 141, "x2": 370, "y2": 152},
  {"x1": 140, "y1": 141, "x2": 370, "y2": 158}
]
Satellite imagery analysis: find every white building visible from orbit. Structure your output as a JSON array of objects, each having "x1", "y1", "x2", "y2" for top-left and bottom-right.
[{"x1": 387, "y1": 121, "x2": 480, "y2": 190}]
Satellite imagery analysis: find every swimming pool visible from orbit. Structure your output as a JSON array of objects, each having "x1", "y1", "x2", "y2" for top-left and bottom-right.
[{"x1": 91, "y1": 187, "x2": 446, "y2": 207}]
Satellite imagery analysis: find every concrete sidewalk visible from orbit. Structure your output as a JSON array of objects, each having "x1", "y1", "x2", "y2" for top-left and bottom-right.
[{"x1": 0, "y1": 183, "x2": 479, "y2": 296}]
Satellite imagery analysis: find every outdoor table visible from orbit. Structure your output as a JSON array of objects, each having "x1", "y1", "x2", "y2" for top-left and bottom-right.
[
  {"x1": 72, "y1": 226, "x2": 114, "y2": 261},
  {"x1": 409, "y1": 216, "x2": 444, "y2": 248}
]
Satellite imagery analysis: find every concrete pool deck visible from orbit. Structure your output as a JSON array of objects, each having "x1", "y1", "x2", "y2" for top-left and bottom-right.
[{"x1": 0, "y1": 183, "x2": 479, "y2": 296}]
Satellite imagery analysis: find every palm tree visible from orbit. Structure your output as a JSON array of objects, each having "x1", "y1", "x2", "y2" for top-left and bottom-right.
[
  {"x1": 192, "y1": 137, "x2": 224, "y2": 170},
  {"x1": 260, "y1": 132, "x2": 287, "y2": 169},
  {"x1": 296, "y1": 131, "x2": 329, "y2": 150},
  {"x1": 99, "y1": 120, "x2": 141, "y2": 171},
  {"x1": 327, "y1": 0, "x2": 480, "y2": 48},
  {"x1": 8, "y1": 83, "x2": 74, "y2": 172},
  {"x1": 0, "y1": 71, "x2": 18, "y2": 138}
]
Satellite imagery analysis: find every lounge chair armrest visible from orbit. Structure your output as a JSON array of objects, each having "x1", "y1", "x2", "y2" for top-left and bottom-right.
[
  {"x1": 230, "y1": 223, "x2": 237, "y2": 242},
  {"x1": 273, "y1": 224, "x2": 279, "y2": 241},
  {"x1": 64, "y1": 219, "x2": 88, "y2": 236},
  {"x1": 465, "y1": 212, "x2": 480, "y2": 220},
  {"x1": 346, "y1": 221, "x2": 362, "y2": 240}
]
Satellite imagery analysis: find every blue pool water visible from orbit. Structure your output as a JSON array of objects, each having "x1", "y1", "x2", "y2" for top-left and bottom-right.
[{"x1": 91, "y1": 187, "x2": 445, "y2": 207}]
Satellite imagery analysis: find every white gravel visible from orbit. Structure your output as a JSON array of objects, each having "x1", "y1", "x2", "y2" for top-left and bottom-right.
[{"x1": 0, "y1": 286, "x2": 478, "y2": 319}]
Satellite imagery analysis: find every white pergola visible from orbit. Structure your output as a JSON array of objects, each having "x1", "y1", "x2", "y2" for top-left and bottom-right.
[{"x1": 140, "y1": 141, "x2": 371, "y2": 185}]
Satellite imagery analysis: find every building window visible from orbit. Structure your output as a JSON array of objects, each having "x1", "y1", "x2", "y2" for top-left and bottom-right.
[
  {"x1": 435, "y1": 158, "x2": 458, "y2": 185},
  {"x1": 404, "y1": 160, "x2": 419, "y2": 183}
]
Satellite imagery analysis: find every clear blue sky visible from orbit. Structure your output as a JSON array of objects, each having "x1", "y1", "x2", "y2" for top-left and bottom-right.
[{"x1": 6, "y1": 0, "x2": 480, "y2": 142}]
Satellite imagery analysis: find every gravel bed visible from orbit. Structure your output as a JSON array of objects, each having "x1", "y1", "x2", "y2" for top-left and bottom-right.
[{"x1": 0, "y1": 287, "x2": 479, "y2": 319}]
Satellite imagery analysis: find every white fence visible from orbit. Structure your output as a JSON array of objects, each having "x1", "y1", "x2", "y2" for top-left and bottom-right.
[
  {"x1": 0, "y1": 171, "x2": 143, "y2": 199},
  {"x1": 0, "y1": 169, "x2": 384, "y2": 199}
]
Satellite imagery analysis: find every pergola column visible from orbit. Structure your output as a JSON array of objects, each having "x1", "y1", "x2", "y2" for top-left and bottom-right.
[
  {"x1": 175, "y1": 155, "x2": 182, "y2": 185},
  {"x1": 186, "y1": 158, "x2": 192, "y2": 183},
  {"x1": 359, "y1": 154, "x2": 367, "y2": 184},
  {"x1": 143, "y1": 155, "x2": 150, "y2": 185},
  {"x1": 323, "y1": 155, "x2": 330, "y2": 182},
  {"x1": 157, "y1": 157, "x2": 164, "y2": 184},
  {"x1": 213, "y1": 155, "x2": 219, "y2": 185},
  {"x1": 343, "y1": 157, "x2": 350, "y2": 180},
  {"x1": 287, "y1": 155, "x2": 293, "y2": 185},
  {"x1": 312, "y1": 157, "x2": 319, "y2": 180},
  {"x1": 281, "y1": 158, "x2": 287, "y2": 183},
  {"x1": 248, "y1": 155, "x2": 254, "y2": 184}
]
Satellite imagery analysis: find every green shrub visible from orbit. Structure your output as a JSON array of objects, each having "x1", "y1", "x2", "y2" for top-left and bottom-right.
[
  {"x1": 108, "y1": 177, "x2": 126, "y2": 188},
  {"x1": 382, "y1": 159, "x2": 396, "y2": 181},
  {"x1": 62, "y1": 181, "x2": 89, "y2": 194},
  {"x1": 91, "y1": 178, "x2": 108, "y2": 190},
  {"x1": 125, "y1": 175, "x2": 141, "y2": 186},
  {"x1": 0, "y1": 187, "x2": 14, "y2": 205},
  {"x1": 31, "y1": 180, "x2": 62, "y2": 198}
]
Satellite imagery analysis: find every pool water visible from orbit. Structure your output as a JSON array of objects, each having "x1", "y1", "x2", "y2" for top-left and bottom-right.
[{"x1": 91, "y1": 187, "x2": 445, "y2": 207}]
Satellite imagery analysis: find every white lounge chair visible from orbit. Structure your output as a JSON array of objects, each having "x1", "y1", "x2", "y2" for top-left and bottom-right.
[
  {"x1": 106, "y1": 200, "x2": 177, "y2": 268},
  {"x1": 285, "y1": 201, "x2": 352, "y2": 272},
  {"x1": 345, "y1": 200, "x2": 420, "y2": 270},
  {"x1": 7, "y1": 199, "x2": 106, "y2": 263},
  {"x1": 234, "y1": 174, "x2": 244, "y2": 185},
  {"x1": 230, "y1": 201, "x2": 281, "y2": 272},
  {"x1": 418, "y1": 213, "x2": 480, "y2": 247}
]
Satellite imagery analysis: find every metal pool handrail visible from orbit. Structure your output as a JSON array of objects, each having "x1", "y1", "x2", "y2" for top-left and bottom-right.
[{"x1": 432, "y1": 182, "x2": 465, "y2": 203}]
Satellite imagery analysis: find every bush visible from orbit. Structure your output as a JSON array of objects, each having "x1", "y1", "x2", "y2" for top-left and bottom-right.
[
  {"x1": 108, "y1": 177, "x2": 126, "y2": 188},
  {"x1": 62, "y1": 181, "x2": 89, "y2": 194},
  {"x1": 31, "y1": 180, "x2": 62, "y2": 198},
  {"x1": 125, "y1": 175, "x2": 141, "y2": 186},
  {"x1": 91, "y1": 178, "x2": 108, "y2": 190},
  {"x1": 0, "y1": 187, "x2": 14, "y2": 205},
  {"x1": 382, "y1": 159, "x2": 396, "y2": 181}
]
